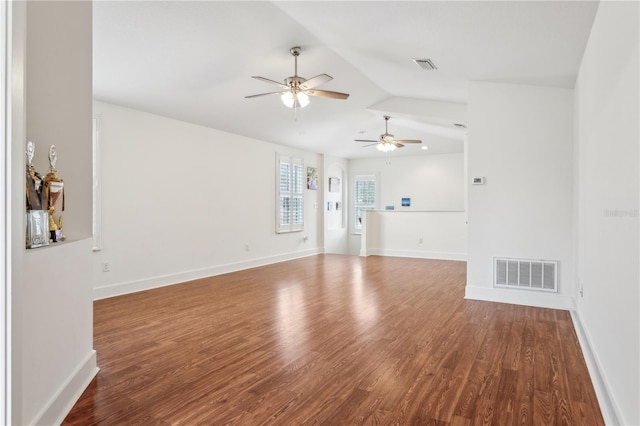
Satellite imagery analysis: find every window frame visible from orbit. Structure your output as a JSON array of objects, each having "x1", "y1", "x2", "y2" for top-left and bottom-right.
[
  {"x1": 276, "y1": 154, "x2": 304, "y2": 233},
  {"x1": 351, "y1": 173, "x2": 379, "y2": 235}
]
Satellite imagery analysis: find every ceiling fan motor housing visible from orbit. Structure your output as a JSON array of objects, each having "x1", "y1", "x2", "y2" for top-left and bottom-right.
[{"x1": 284, "y1": 76, "x2": 306, "y2": 89}]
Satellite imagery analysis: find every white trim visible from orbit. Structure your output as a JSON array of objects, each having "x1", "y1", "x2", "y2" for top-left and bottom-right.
[
  {"x1": 0, "y1": 1, "x2": 9, "y2": 423},
  {"x1": 94, "y1": 248, "x2": 320, "y2": 300},
  {"x1": 464, "y1": 285, "x2": 575, "y2": 311},
  {"x1": 7, "y1": 2, "x2": 25, "y2": 422},
  {"x1": 92, "y1": 115, "x2": 102, "y2": 251},
  {"x1": 359, "y1": 248, "x2": 467, "y2": 261},
  {"x1": 570, "y1": 309, "x2": 622, "y2": 426},
  {"x1": 28, "y1": 350, "x2": 98, "y2": 426},
  {"x1": 368, "y1": 209, "x2": 466, "y2": 213}
]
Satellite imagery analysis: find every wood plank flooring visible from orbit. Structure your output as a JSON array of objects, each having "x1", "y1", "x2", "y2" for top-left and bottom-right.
[{"x1": 63, "y1": 255, "x2": 603, "y2": 425}]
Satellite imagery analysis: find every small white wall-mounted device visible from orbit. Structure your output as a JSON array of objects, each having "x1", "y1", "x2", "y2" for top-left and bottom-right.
[{"x1": 472, "y1": 176, "x2": 485, "y2": 185}]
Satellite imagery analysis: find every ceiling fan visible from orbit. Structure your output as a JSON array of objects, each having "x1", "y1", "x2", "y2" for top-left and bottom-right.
[
  {"x1": 245, "y1": 46, "x2": 349, "y2": 109},
  {"x1": 355, "y1": 116, "x2": 422, "y2": 152}
]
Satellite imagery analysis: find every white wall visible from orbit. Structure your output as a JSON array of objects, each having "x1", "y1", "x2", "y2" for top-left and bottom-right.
[
  {"x1": 351, "y1": 154, "x2": 465, "y2": 211},
  {"x1": 362, "y1": 210, "x2": 467, "y2": 260},
  {"x1": 92, "y1": 101, "x2": 322, "y2": 298},
  {"x1": 466, "y1": 82, "x2": 574, "y2": 309},
  {"x1": 573, "y1": 2, "x2": 639, "y2": 424},
  {"x1": 26, "y1": 4, "x2": 93, "y2": 241},
  {"x1": 348, "y1": 153, "x2": 465, "y2": 255},
  {"x1": 14, "y1": 2, "x2": 97, "y2": 425},
  {"x1": 324, "y1": 155, "x2": 349, "y2": 254},
  {"x1": 21, "y1": 241, "x2": 96, "y2": 425}
]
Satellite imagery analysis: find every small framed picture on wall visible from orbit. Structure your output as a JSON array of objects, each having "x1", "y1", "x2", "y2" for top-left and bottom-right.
[
  {"x1": 307, "y1": 167, "x2": 318, "y2": 190},
  {"x1": 329, "y1": 177, "x2": 340, "y2": 192}
]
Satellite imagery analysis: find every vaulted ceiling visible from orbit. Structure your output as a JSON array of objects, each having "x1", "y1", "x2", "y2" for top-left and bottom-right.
[{"x1": 93, "y1": 1, "x2": 599, "y2": 159}]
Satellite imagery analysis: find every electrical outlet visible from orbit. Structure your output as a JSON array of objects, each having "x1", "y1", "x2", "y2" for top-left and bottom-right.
[
  {"x1": 102, "y1": 262, "x2": 110, "y2": 272},
  {"x1": 244, "y1": 244, "x2": 250, "y2": 252},
  {"x1": 579, "y1": 282, "x2": 584, "y2": 298},
  {"x1": 418, "y1": 237, "x2": 423, "y2": 244}
]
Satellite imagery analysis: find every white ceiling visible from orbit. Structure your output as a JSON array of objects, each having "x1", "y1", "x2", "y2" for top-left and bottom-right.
[{"x1": 93, "y1": 1, "x2": 599, "y2": 159}]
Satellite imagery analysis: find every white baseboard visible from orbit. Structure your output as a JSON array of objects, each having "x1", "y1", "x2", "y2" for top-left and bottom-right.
[
  {"x1": 94, "y1": 248, "x2": 320, "y2": 300},
  {"x1": 360, "y1": 248, "x2": 467, "y2": 261},
  {"x1": 465, "y1": 287, "x2": 622, "y2": 424},
  {"x1": 464, "y1": 285, "x2": 575, "y2": 310},
  {"x1": 30, "y1": 350, "x2": 98, "y2": 426},
  {"x1": 570, "y1": 310, "x2": 622, "y2": 426}
]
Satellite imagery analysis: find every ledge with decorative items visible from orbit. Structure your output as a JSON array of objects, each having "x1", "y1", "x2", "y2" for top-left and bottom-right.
[{"x1": 25, "y1": 141, "x2": 65, "y2": 249}]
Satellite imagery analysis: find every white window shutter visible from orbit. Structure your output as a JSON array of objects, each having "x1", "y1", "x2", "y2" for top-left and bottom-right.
[
  {"x1": 353, "y1": 174, "x2": 377, "y2": 231},
  {"x1": 276, "y1": 154, "x2": 304, "y2": 233}
]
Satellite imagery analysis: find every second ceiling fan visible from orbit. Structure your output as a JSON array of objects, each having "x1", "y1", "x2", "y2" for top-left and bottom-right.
[{"x1": 355, "y1": 116, "x2": 422, "y2": 152}]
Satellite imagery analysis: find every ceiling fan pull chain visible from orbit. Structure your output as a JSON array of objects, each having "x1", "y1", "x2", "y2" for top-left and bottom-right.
[{"x1": 293, "y1": 103, "x2": 300, "y2": 122}]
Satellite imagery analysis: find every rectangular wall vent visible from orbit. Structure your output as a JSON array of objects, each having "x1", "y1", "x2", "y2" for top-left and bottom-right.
[{"x1": 494, "y1": 257, "x2": 558, "y2": 292}]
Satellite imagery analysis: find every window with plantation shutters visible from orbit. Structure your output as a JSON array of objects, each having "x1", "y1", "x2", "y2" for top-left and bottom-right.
[
  {"x1": 353, "y1": 174, "x2": 377, "y2": 232},
  {"x1": 276, "y1": 154, "x2": 304, "y2": 233}
]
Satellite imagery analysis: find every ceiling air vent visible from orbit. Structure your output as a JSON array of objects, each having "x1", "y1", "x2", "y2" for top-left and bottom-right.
[{"x1": 412, "y1": 58, "x2": 437, "y2": 71}]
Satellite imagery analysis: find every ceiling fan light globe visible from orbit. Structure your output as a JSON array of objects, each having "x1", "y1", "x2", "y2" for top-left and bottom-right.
[
  {"x1": 280, "y1": 91, "x2": 310, "y2": 108},
  {"x1": 377, "y1": 142, "x2": 395, "y2": 153},
  {"x1": 297, "y1": 92, "x2": 310, "y2": 107},
  {"x1": 281, "y1": 92, "x2": 295, "y2": 108}
]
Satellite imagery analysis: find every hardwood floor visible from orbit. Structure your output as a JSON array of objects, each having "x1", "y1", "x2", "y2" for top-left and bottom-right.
[{"x1": 63, "y1": 255, "x2": 603, "y2": 425}]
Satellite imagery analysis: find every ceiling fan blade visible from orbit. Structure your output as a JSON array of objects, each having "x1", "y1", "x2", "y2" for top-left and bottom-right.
[
  {"x1": 299, "y1": 74, "x2": 332, "y2": 90},
  {"x1": 395, "y1": 139, "x2": 422, "y2": 144},
  {"x1": 245, "y1": 91, "x2": 287, "y2": 99},
  {"x1": 394, "y1": 143, "x2": 406, "y2": 148},
  {"x1": 354, "y1": 139, "x2": 379, "y2": 143},
  {"x1": 251, "y1": 76, "x2": 289, "y2": 90},
  {"x1": 304, "y1": 89, "x2": 349, "y2": 100},
  {"x1": 362, "y1": 143, "x2": 379, "y2": 148}
]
